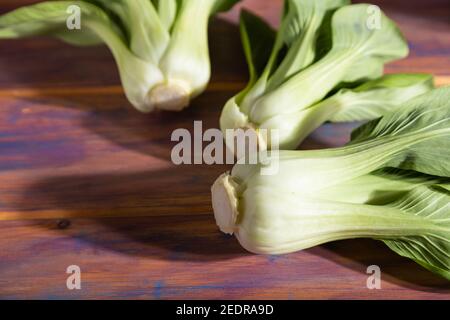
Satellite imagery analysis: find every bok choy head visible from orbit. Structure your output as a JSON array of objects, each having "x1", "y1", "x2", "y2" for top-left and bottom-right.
[
  {"x1": 212, "y1": 87, "x2": 450, "y2": 280},
  {"x1": 220, "y1": 2, "x2": 431, "y2": 150},
  {"x1": 0, "y1": 0, "x2": 240, "y2": 112}
]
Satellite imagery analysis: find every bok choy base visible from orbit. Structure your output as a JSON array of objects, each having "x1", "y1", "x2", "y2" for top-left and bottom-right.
[
  {"x1": 212, "y1": 88, "x2": 450, "y2": 280},
  {"x1": 0, "y1": 0, "x2": 240, "y2": 112}
]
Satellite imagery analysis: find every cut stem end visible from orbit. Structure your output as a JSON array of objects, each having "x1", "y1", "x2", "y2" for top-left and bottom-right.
[
  {"x1": 225, "y1": 124, "x2": 269, "y2": 157},
  {"x1": 242, "y1": 124, "x2": 268, "y2": 152},
  {"x1": 146, "y1": 82, "x2": 191, "y2": 112},
  {"x1": 211, "y1": 173, "x2": 240, "y2": 235}
]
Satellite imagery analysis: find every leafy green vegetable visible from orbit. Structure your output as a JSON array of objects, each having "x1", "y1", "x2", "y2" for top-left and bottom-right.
[
  {"x1": 220, "y1": 2, "x2": 428, "y2": 149},
  {"x1": 0, "y1": 0, "x2": 241, "y2": 112},
  {"x1": 212, "y1": 87, "x2": 450, "y2": 280},
  {"x1": 260, "y1": 73, "x2": 434, "y2": 149},
  {"x1": 152, "y1": 0, "x2": 178, "y2": 31}
]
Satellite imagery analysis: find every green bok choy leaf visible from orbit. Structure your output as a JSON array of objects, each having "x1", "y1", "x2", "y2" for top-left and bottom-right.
[
  {"x1": 220, "y1": 2, "x2": 433, "y2": 149},
  {"x1": 212, "y1": 87, "x2": 450, "y2": 280},
  {"x1": 0, "y1": 0, "x2": 240, "y2": 112}
]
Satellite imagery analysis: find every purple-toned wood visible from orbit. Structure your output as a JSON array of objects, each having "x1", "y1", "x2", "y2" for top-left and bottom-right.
[{"x1": 0, "y1": 0, "x2": 449, "y2": 299}]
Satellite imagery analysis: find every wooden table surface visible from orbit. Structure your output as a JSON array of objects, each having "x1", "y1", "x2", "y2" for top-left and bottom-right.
[{"x1": 0, "y1": 0, "x2": 449, "y2": 300}]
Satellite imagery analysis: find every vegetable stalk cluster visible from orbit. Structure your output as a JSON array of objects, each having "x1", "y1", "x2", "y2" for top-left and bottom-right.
[
  {"x1": 213, "y1": 87, "x2": 450, "y2": 280},
  {"x1": 0, "y1": 0, "x2": 240, "y2": 112},
  {"x1": 220, "y1": 1, "x2": 434, "y2": 149}
]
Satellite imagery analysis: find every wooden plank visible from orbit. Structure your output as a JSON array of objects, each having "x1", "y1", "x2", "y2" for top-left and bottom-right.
[
  {"x1": 0, "y1": 218, "x2": 449, "y2": 299},
  {"x1": 0, "y1": 0, "x2": 449, "y2": 299},
  {"x1": 0, "y1": 74, "x2": 447, "y2": 102},
  {"x1": 0, "y1": 82, "x2": 247, "y2": 98}
]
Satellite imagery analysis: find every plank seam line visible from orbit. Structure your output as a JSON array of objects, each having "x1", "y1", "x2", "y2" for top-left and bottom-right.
[{"x1": 0, "y1": 82, "x2": 248, "y2": 97}]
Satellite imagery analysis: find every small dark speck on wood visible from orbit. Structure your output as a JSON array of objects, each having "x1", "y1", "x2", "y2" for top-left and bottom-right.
[{"x1": 57, "y1": 219, "x2": 71, "y2": 230}]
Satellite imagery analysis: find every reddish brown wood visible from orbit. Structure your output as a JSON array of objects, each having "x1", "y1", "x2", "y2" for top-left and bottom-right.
[{"x1": 0, "y1": 0, "x2": 449, "y2": 299}]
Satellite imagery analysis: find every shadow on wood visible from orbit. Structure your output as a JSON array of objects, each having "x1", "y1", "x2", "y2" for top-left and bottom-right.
[
  {"x1": 17, "y1": 166, "x2": 246, "y2": 261},
  {"x1": 309, "y1": 240, "x2": 450, "y2": 294},
  {"x1": 13, "y1": 167, "x2": 450, "y2": 291}
]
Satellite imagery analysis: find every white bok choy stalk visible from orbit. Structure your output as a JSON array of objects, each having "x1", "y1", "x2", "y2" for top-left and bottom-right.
[
  {"x1": 220, "y1": 2, "x2": 430, "y2": 150},
  {"x1": 212, "y1": 87, "x2": 450, "y2": 280},
  {"x1": 0, "y1": 0, "x2": 240, "y2": 112}
]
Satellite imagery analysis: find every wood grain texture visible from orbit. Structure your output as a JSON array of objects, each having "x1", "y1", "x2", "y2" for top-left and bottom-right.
[{"x1": 0, "y1": 0, "x2": 449, "y2": 299}]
